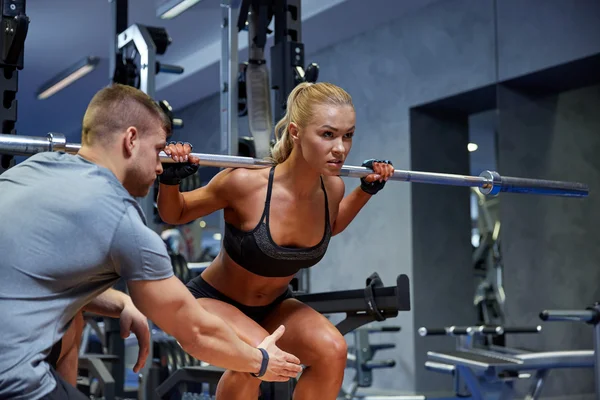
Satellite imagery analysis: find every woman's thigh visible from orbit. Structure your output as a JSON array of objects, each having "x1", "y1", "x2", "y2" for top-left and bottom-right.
[
  {"x1": 196, "y1": 298, "x2": 269, "y2": 347},
  {"x1": 260, "y1": 299, "x2": 348, "y2": 367}
]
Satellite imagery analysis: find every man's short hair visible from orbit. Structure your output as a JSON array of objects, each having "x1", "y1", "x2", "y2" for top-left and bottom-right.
[{"x1": 82, "y1": 83, "x2": 171, "y2": 145}]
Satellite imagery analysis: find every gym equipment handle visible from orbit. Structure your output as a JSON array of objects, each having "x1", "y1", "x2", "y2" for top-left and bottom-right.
[
  {"x1": 367, "y1": 326, "x2": 401, "y2": 333},
  {"x1": 157, "y1": 62, "x2": 184, "y2": 75},
  {"x1": 418, "y1": 326, "x2": 470, "y2": 336},
  {"x1": 499, "y1": 175, "x2": 589, "y2": 197},
  {"x1": 371, "y1": 343, "x2": 396, "y2": 352},
  {"x1": 364, "y1": 359, "x2": 396, "y2": 370},
  {"x1": 540, "y1": 309, "x2": 599, "y2": 323},
  {"x1": 418, "y1": 325, "x2": 542, "y2": 336},
  {"x1": 496, "y1": 326, "x2": 542, "y2": 334},
  {"x1": 0, "y1": 133, "x2": 589, "y2": 198},
  {"x1": 424, "y1": 361, "x2": 455, "y2": 376}
]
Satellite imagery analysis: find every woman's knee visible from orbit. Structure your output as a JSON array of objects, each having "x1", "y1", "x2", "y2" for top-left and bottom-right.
[{"x1": 312, "y1": 329, "x2": 348, "y2": 365}]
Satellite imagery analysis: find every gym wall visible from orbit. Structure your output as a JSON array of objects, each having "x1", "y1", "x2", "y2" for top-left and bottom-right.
[
  {"x1": 497, "y1": 83, "x2": 600, "y2": 398},
  {"x1": 171, "y1": 0, "x2": 600, "y2": 396}
]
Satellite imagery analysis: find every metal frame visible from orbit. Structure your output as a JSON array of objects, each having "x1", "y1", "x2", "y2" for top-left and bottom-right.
[
  {"x1": 0, "y1": 0, "x2": 27, "y2": 172},
  {"x1": 78, "y1": 356, "x2": 117, "y2": 399},
  {"x1": 108, "y1": 0, "x2": 128, "y2": 84},
  {"x1": 270, "y1": 0, "x2": 303, "y2": 123},
  {"x1": 117, "y1": 23, "x2": 156, "y2": 99},
  {"x1": 343, "y1": 326, "x2": 399, "y2": 398},
  {"x1": 156, "y1": 365, "x2": 225, "y2": 398},
  {"x1": 420, "y1": 322, "x2": 597, "y2": 400},
  {"x1": 540, "y1": 304, "x2": 600, "y2": 399},
  {"x1": 220, "y1": 0, "x2": 240, "y2": 158},
  {"x1": 218, "y1": 0, "x2": 240, "y2": 237}
]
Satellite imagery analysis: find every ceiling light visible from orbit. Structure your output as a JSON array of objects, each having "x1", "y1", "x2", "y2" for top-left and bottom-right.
[
  {"x1": 467, "y1": 143, "x2": 478, "y2": 152},
  {"x1": 158, "y1": 0, "x2": 203, "y2": 19},
  {"x1": 212, "y1": 233, "x2": 222, "y2": 241},
  {"x1": 37, "y1": 56, "x2": 100, "y2": 100}
]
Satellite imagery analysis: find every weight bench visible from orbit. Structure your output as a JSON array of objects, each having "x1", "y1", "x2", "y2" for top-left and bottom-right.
[
  {"x1": 426, "y1": 349, "x2": 593, "y2": 400},
  {"x1": 420, "y1": 325, "x2": 594, "y2": 400},
  {"x1": 155, "y1": 273, "x2": 411, "y2": 399}
]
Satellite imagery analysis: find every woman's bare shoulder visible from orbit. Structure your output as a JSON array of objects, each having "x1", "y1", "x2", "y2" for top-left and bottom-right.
[
  {"x1": 322, "y1": 175, "x2": 346, "y2": 203},
  {"x1": 214, "y1": 166, "x2": 270, "y2": 195}
]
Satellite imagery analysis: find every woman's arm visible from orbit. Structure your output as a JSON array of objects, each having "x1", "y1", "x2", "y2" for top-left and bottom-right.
[
  {"x1": 331, "y1": 186, "x2": 372, "y2": 235},
  {"x1": 157, "y1": 168, "x2": 233, "y2": 225},
  {"x1": 330, "y1": 160, "x2": 394, "y2": 235}
]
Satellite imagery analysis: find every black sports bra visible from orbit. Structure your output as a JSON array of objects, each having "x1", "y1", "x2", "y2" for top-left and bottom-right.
[{"x1": 222, "y1": 166, "x2": 331, "y2": 277}]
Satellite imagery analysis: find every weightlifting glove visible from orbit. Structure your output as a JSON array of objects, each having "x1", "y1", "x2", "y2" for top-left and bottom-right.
[
  {"x1": 360, "y1": 159, "x2": 393, "y2": 195},
  {"x1": 158, "y1": 141, "x2": 199, "y2": 186}
]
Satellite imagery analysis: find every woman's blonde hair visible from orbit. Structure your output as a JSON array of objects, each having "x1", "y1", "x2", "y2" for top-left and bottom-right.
[{"x1": 270, "y1": 82, "x2": 353, "y2": 164}]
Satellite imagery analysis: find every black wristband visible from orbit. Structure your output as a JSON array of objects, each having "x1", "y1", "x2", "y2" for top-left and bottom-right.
[
  {"x1": 250, "y1": 348, "x2": 269, "y2": 378},
  {"x1": 159, "y1": 140, "x2": 199, "y2": 186},
  {"x1": 360, "y1": 159, "x2": 393, "y2": 195}
]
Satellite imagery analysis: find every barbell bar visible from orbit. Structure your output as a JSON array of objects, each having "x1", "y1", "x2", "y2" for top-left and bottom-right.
[{"x1": 0, "y1": 133, "x2": 589, "y2": 198}]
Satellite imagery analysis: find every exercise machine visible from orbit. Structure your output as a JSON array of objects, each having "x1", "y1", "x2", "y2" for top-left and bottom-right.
[
  {"x1": 0, "y1": 0, "x2": 28, "y2": 173},
  {"x1": 540, "y1": 303, "x2": 600, "y2": 400},
  {"x1": 419, "y1": 324, "x2": 594, "y2": 399},
  {"x1": 340, "y1": 325, "x2": 400, "y2": 400}
]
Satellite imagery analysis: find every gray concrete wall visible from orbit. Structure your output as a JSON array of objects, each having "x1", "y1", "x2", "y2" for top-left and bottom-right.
[
  {"x1": 497, "y1": 84, "x2": 600, "y2": 398},
  {"x1": 497, "y1": 0, "x2": 600, "y2": 81}
]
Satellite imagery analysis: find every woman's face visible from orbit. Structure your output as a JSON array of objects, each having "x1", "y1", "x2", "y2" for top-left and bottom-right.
[{"x1": 294, "y1": 104, "x2": 355, "y2": 176}]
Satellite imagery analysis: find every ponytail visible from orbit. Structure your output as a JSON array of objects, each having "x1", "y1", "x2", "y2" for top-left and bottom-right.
[
  {"x1": 270, "y1": 82, "x2": 312, "y2": 164},
  {"x1": 269, "y1": 82, "x2": 353, "y2": 164}
]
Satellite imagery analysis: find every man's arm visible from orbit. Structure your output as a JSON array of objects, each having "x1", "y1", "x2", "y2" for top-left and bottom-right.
[
  {"x1": 83, "y1": 288, "x2": 151, "y2": 373},
  {"x1": 83, "y1": 288, "x2": 130, "y2": 318},
  {"x1": 127, "y1": 277, "x2": 273, "y2": 374}
]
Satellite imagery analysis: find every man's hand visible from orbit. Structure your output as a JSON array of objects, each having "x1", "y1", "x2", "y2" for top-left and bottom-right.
[
  {"x1": 119, "y1": 302, "x2": 150, "y2": 373},
  {"x1": 256, "y1": 325, "x2": 303, "y2": 382}
]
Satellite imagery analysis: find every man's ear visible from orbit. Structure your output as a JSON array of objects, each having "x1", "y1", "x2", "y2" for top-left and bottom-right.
[
  {"x1": 289, "y1": 122, "x2": 300, "y2": 143},
  {"x1": 123, "y1": 126, "x2": 138, "y2": 157}
]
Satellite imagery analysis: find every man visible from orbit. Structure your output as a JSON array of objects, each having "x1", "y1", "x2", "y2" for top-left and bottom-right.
[{"x1": 0, "y1": 84, "x2": 301, "y2": 400}]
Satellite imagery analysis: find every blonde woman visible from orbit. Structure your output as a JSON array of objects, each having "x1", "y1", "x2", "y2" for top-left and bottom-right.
[{"x1": 157, "y1": 82, "x2": 394, "y2": 399}]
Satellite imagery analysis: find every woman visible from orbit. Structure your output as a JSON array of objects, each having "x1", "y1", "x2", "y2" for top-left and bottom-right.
[{"x1": 157, "y1": 82, "x2": 394, "y2": 399}]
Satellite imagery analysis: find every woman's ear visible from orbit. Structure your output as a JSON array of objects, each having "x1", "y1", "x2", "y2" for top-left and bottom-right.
[{"x1": 289, "y1": 122, "x2": 300, "y2": 142}]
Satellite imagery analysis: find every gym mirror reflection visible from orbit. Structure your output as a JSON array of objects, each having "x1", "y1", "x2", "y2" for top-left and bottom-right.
[{"x1": 468, "y1": 110, "x2": 504, "y2": 344}]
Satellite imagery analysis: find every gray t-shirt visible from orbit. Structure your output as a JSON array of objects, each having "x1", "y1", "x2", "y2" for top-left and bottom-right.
[{"x1": 0, "y1": 152, "x2": 173, "y2": 399}]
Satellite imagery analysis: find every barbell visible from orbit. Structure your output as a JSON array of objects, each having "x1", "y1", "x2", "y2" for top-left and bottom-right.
[{"x1": 0, "y1": 132, "x2": 589, "y2": 198}]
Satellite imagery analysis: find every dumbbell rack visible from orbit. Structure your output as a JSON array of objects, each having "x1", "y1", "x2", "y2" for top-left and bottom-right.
[{"x1": 341, "y1": 326, "x2": 401, "y2": 399}]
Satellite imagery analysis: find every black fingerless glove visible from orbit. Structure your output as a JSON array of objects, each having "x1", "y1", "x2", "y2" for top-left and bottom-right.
[
  {"x1": 360, "y1": 159, "x2": 393, "y2": 195},
  {"x1": 158, "y1": 141, "x2": 199, "y2": 186}
]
